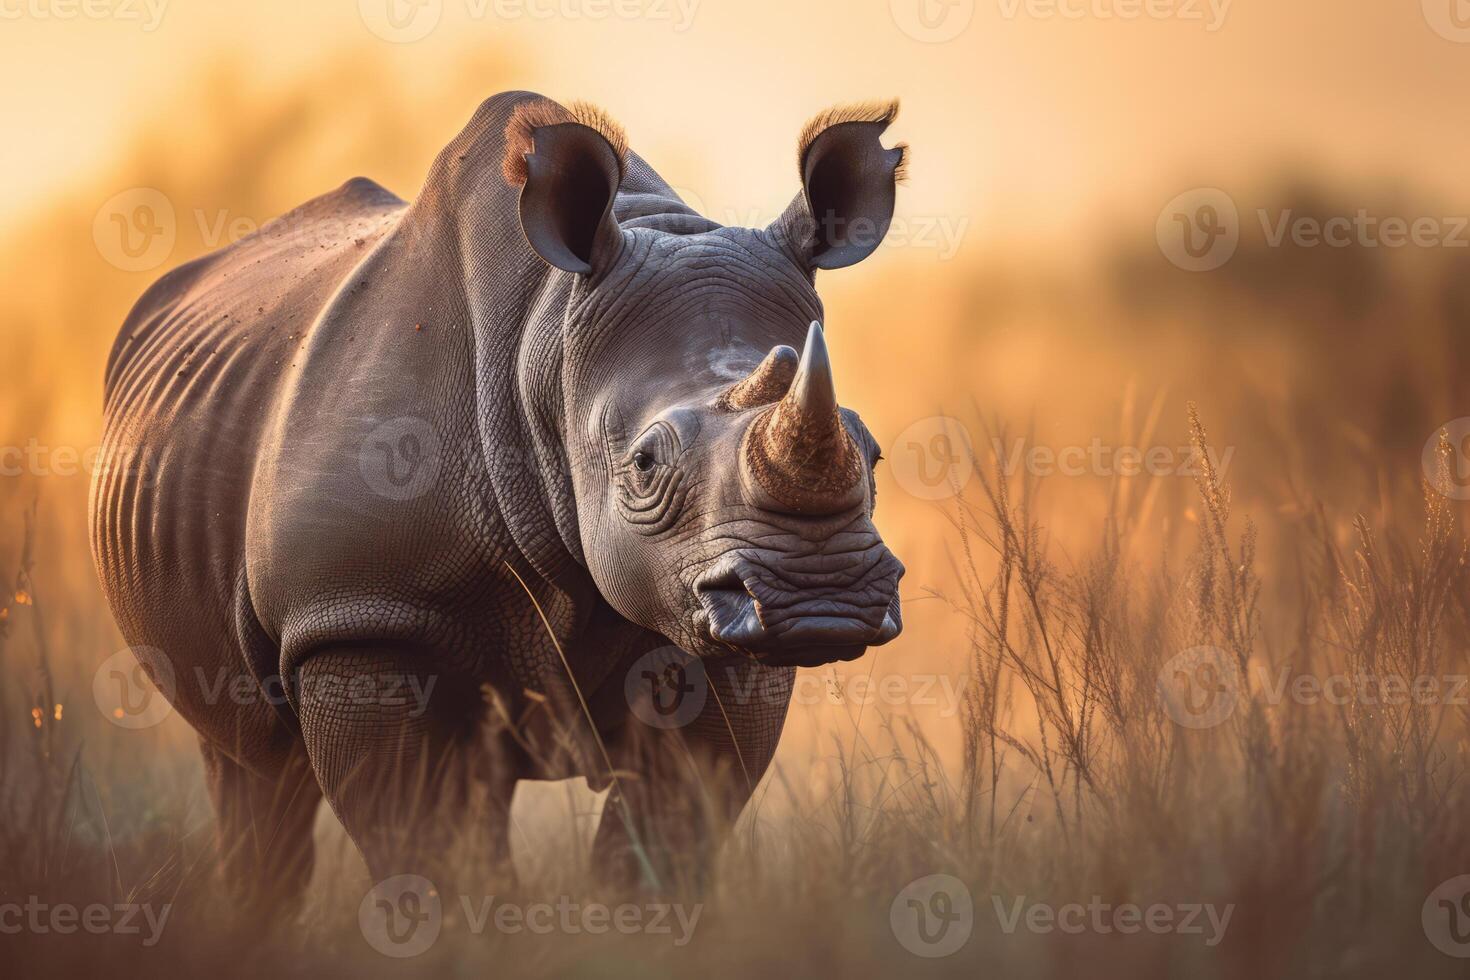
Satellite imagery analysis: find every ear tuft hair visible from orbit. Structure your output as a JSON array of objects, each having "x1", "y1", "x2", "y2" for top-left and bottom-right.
[
  {"x1": 503, "y1": 99, "x2": 629, "y2": 187},
  {"x1": 891, "y1": 142, "x2": 911, "y2": 185},
  {"x1": 797, "y1": 100, "x2": 906, "y2": 180}
]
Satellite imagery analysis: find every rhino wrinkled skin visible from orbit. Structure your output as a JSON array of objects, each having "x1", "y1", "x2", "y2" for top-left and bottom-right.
[{"x1": 89, "y1": 91, "x2": 908, "y2": 898}]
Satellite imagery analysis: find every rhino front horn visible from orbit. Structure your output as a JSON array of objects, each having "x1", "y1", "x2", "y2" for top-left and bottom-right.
[{"x1": 743, "y1": 322, "x2": 865, "y2": 515}]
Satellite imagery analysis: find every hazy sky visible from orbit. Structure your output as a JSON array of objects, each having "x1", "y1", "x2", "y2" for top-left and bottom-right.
[{"x1": 4, "y1": 0, "x2": 1469, "y2": 241}]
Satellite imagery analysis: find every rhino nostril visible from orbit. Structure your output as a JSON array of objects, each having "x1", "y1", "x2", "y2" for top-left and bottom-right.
[
  {"x1": 695, "y1": 565, "x2": 766, "y2": 646},
  {"x1": 702, "y1": 592, "x2": 763, "y2": 645},
  {"x1": 696, "y1": 566, "x2": 745, "y2": 598}
]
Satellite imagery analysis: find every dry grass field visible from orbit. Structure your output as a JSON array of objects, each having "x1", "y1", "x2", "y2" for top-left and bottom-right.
[{"x1": 4, "y1": 14, "x2": 1470, "y2": 979}]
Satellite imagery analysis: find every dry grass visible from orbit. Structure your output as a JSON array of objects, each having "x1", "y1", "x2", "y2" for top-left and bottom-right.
[{"x1": 3, "y1": 410, "x2": 1468, "y2": 978}]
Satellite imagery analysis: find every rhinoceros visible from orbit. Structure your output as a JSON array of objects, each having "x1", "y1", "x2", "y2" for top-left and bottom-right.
[{"x1": 89, "y1": 91, "x2": 907, "y2": 902}]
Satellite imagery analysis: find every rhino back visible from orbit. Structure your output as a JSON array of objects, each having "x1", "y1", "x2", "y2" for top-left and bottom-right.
[{"x1": 89, "y1": 176, "x2": 407, "y2": 745}]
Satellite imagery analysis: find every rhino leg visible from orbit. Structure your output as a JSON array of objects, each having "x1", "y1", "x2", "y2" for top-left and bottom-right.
[
  {"x1": 592, "y1": 660, "x2": 794, "y2": 892},
  {"x1": 293, "y1": 646, "x2": 513, "y2": 891},
  {"x1": 199, "y1": 738, "x2": 321, "y2": 918}
]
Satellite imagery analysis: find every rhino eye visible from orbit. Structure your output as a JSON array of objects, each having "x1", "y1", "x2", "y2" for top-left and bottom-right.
[{"x1": 618, "y1": 424, "x2": 687, "y2": 536}]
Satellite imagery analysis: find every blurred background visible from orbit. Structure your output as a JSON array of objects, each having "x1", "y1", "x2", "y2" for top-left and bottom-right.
[{"x1": 2, "y1": 0, "x2": 1469, "y2": 968}]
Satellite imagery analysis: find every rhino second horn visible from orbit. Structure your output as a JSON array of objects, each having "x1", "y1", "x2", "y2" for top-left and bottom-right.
[
  {"x1": 743, "y1": 322, "x2": 865, "y2": 514},
  {"x1": 717, "y1": 344, "x2": 800, "y2": 411}
]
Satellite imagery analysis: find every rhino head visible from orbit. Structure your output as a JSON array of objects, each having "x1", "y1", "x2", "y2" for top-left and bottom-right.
[{"x1": 505, "y1": 99, "x2": 908, "y2": 668}]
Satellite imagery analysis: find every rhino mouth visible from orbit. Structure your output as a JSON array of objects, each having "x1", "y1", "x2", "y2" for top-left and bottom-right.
[{"x1": 693, "y1": 557, "x2": 903, "y2": 668}]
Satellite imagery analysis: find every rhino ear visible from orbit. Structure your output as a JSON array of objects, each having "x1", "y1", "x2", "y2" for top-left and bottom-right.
[
  {"x1": 505, "y1": 101, "x2": 627, "y2": 275},
  {"x1": 772, "y1": 101, "x2": 908, "y2": 271}
]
